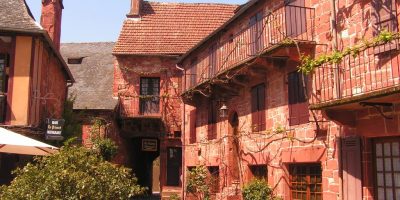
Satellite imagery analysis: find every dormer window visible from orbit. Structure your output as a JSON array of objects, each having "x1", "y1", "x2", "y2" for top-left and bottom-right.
[{"x1": 67, "y1": 57, "x2": 84, "y2": 64}]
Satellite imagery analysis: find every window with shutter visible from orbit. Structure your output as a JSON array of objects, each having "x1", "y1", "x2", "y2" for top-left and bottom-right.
[
  {"x1": 342, "y1": 137, "x2": 362, "y2": 200},
  {"x1": 373, "y1": 137, "x2": 400, "y2": 200},
  {"x1": 251, "y1": 84, "x2": 266, "y2": 132},
  {"x1": 288, "y1": 71, "x2": 309, "y2": 126},
  {"x1": 189, "y1": 109, "x2": 197, "y2": 144}
]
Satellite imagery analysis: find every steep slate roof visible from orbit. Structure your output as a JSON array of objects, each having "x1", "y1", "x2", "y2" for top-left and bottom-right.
[
  {"x1": 113, "y1": 1, "x2": 238, "y2": 55},
  {"x1": 0, "y1": 0, "x2": 74, "y2": 82},
  {"x1": 0, "y1": 0, "x2": 42, "y2": 32},
  {"x1": 60, "y1": 43, "x2": 117, "y2": 110}
]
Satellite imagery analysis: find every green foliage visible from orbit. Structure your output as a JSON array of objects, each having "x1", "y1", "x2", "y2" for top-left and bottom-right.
[
  {"x1": 62, "y1": 95, "x2": 82, "y2": 142},
  {"x1": 169, "y1": 194, "x2": 181, "y2": 200},
  {"x1": 298, "y1": 30, "x2": 400, "y2": 74},
  {"x1": 92, "y1": 138, "x2": 118, "y2": 161},
  {"x1": 0, "y1": 145, "x2": 146, "y2": 200},
  {"x1": 242, "y1": 179, "x2": 274, "y2": 200},
  {"x1": 186, "y1": 166, "x2": 210, "y2": 200}
]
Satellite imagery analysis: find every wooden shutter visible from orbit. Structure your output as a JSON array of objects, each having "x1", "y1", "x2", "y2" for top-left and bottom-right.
[
  {"x1": 285, "y1": 0, "x2": 306, "y2": 37},
  {"x1": 342, "y1": 137, "x2": 362, "y2": 200},
  {"x1": 257, "y1": 84, "x2": 266, "y2": 131},
  {"x1": 190, "y1": 58, "x2": 197, "y2": 88},
  {"x1": 251, "y1": 84, "x2": 266, "y2": 132},
  {"x1": 189, "y1": 109, "x2": 197, "y2": 144},
  {"x1": 208, "y1": 44, "x2": 217, "y2": 79},
  {"x1": 288, "y1": 72, "x2": 299, "y2": 125},
  {"x1": 288, "y1": 72, "x2": 309, "y2": 126},
  {"x1": 207, "y1": 100, "x2": 217, "y2": 140}
]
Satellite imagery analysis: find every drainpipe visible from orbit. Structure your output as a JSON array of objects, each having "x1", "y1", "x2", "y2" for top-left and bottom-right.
[
  {"x1": 330, "y1": 0, "x2": 343, "y2": 199},
  {"x1": 330, "y1": 0, "x2": 341, "y2": 99},
  {"x1": 66, "y1": 81, "x2": 73, "y2": 101},
  {"x1": 175, "y1": 64, "x2": 186, "y2": 199}
]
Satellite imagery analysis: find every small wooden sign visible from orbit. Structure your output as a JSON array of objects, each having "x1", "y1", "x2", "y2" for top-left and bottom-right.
[
  {"x1": 142, "y1": 139, "x2": 158, "y2": 152},
  {"x1": 45, "y1": 119, "x2": 65, "y2": 141}
]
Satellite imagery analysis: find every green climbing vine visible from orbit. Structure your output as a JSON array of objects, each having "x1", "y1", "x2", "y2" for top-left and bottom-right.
[
  {"x1": 298, "y1": 30, "x2": 400, "y2": 74},
  {"x1": 186, "y1": 166, "x2": 212, "y2": 200}
]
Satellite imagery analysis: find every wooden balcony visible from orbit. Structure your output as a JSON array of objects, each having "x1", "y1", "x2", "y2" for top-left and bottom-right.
[
  {"x1": 310, "y1": 39, "x2": 400, "y2": 110},
  {"x1": 183, "y1": 5, "x2": 315, "y2": 95}
]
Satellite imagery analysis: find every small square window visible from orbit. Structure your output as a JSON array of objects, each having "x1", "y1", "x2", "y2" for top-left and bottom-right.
[{"x1": 249, "y1": 165, "x2": 267, "y2": 180}]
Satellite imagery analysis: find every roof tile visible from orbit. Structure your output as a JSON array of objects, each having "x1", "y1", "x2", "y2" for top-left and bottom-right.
[{"x1": 113, "y1": 1, "x2": 238, "y2": 55}]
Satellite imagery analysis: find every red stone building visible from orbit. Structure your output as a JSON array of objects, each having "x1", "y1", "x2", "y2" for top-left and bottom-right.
[
  {"x1": 112, "y1": 0, "x2": 237, "y2": 198},
  {"x1": 0, "y1": 0, "x2": 73, "y2": 184},
  {"x1": 178, "y1": 0, "x2": 400, "y2": 199},
  {"x1": 310, "y1": 0, "x2": 400, "y2": 199}
]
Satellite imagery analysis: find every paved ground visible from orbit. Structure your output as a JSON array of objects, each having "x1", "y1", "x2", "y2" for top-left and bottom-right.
[{"x1": 132, "y1": 195, "x2": 161, "y2": 200}]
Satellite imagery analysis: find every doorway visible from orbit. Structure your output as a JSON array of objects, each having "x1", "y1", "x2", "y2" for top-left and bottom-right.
[
  {"x1": 166, "y1": 147, "x2": 182, "y2": 186},
  {"x1": 130, "y1": 138, "x2": 160, "y2": 194}
]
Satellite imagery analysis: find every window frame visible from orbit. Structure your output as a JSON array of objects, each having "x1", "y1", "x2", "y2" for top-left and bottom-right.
[
  {"x1": 373, "y1": 137, "x2": 400, "y2": 200},
  {"x1": 289, "y1": 163, "x2": 323, "y2": 200},
  {"x1": 139, "y1": 77, "x2": 160, "y2": 115},
  {"x1": 0, "y1": 53, "x2": 9, "y2": 123}
]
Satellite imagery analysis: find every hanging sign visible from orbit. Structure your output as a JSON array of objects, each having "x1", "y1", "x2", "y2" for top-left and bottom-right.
[
  {"x1": 142, "y1": 139, "x2": 158, "y2": 152},
  {"x1": 45, "y1": 119, "x2": 65, "y2": 141}
]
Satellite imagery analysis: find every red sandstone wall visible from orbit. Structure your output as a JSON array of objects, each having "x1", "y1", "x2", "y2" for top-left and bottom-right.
[
  {"x1": 180, "y1": 0, "x2": 344, "y2": 199},
  {"x1": 38, "y1": 39, "x2": 67, "y2": 122},
  {"x1": 183, "y1": 67, "x2": 341, "y2": 200},
  {"x1": 114, "y1": 56, "x2": 182, "y2": 133}
]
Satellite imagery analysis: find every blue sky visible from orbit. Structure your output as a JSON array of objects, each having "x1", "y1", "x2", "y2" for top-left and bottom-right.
[{"x1": 26, "y1": 0, "x2": 246, "y2": 43}]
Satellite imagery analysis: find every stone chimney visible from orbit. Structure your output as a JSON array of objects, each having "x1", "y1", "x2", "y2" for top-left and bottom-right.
[
  {"x1": 41, "y1": 0, "x2": 63, "y2": 50},
  {"x1": 127, "y1": 0, "x2": 142, "y2": 18}
]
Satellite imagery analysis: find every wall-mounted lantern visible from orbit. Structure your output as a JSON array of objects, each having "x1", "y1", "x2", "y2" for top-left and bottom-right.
[{"x1": 219, "y1": 102, "x2": 228, "y2": 118}]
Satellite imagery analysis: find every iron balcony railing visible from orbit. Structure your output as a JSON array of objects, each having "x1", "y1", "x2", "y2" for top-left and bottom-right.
[
  {"x1": 311, "y1": 40, "x2": 400, "y2": 107},
  {"x1": 184, "y1": 5, "x2": 315, "y2": 91},
  {"x1": 118, "y1": 96, "x2": 161, "y2": 118}
]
